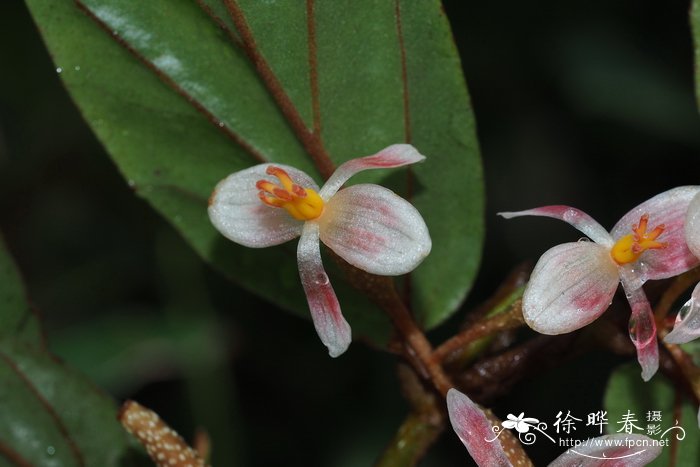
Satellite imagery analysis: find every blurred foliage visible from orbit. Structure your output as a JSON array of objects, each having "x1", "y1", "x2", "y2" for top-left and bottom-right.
[
  {"x1": 0, "y1": 236, "x2": 141, "y2": 465},
  {"x1": 1, "y1": 0, "x2": 699, "y2": 466}
]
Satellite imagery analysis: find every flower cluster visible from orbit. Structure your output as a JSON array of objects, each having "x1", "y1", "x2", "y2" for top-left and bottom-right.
[{"x1": 210, "y1": 147, "x2": 700, "y2": 465}]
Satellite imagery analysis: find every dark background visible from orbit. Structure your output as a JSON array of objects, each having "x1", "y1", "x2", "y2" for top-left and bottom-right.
[{"x1": 0, "y1": 0, "x2": 698, "y2": 465}]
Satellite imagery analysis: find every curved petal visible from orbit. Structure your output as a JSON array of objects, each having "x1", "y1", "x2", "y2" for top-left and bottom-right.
[
  {"x1": 664, "y1": 281, "x2": 700, "y2": 344},
  {"x1": 623, "y1": 286, "x2": 659, "y2": 381},
  {"x1": 548, "y1": 434, "x2": 662, "y2": 467},
  {"x1": 208, "y1": 164, "x2": 318, "y2": 247},
  {"x1": 498, "y1": 206, "x2": 613, "y2": 246},
  {"x1": 318, "y1": 184, "x2": 431, "y2": 275},
  {"x1": 319, "y1": 144, "x2": 425, "y2": 199},
  {"x1": 611, "y1": 186, "x2": 700, "y2": 280},
  {"x1": 523, "y1": 242, "x2": 620, "y2": 334},
  {"x1": 446, "y1": 389, "x2": 513, "y2": 467},
  {"x1": 685, "y1": 191, "x2": 700, "y2": 259},
  {"x1": 297, "y1": 223, "x2": 351, "y2": 357}
]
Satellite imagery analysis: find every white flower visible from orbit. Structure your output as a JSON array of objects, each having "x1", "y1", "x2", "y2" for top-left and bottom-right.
[
  {"x1": 499, "y1": 186, "x2": 700, "y2": 380},
  {"x1": 208, "y1": 144, "x2": 431, "y2": 357}
]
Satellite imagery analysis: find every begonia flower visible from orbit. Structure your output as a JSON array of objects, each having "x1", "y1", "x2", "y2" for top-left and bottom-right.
[
  {"x1": 208, "y1": 144, "x2": 431, "y2": 357},
  {"x1": 499, "y1": 186, "x2": 700, "y2": 381},
  {"x1": 665, "y1": 191, "x2": 700, "y2": 344},
  {"x1": 447, "y1": 388, "x2": 662, "y2": 467}
]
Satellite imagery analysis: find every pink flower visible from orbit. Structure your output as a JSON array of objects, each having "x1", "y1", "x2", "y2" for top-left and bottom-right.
[
  {"x1": 500, "y1": 186, "x2": 700, "y2": 380},
  {"x1": 446, "y1": 388, "x2": 662, "y2": 466},
  {"x1": 665, "y1": 191, "x2": 700, "y2": 344},
  {"x1": 208, "y1": 145, "x2": 431, "y2": 357}
]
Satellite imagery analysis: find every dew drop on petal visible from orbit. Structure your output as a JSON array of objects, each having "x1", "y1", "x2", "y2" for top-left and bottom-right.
[
  {"x1": 628, "y1": 312, "x2": 655, "y2": 347},
  {"x1": 628, "y1": 317, "x2": 638, "y2": 341},
  {"x1": 678, "y1": 300, "x2": 693, "y2": 320},
  {"x1": 563, "y1": 208, "x2": 579, "y2": 223},
  {"x1": 577, "y1": 237, "x2": 590, "y2": 243},
  {"x1": 314, "y1": 272, "x2": 329, "y2": 285},
  {"x1": 636, "y1": 261, "x2": 650, "y2": 284}
]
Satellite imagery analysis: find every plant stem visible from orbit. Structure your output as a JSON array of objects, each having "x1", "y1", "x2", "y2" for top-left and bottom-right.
[
  {"x1": 434, "y1": 297, "x2": 524, "y2": 364},
  {"x1": 377, "y1": 286, "x2": 454, "y2": 396}
]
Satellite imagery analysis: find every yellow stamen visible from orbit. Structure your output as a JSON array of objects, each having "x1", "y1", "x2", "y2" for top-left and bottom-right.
[
  {"x1": 610, "y1": 214, "x2": 667, "y2": 265},
  {"x1": 257, "y1": 166, "x2": 324, "y2": 221}
]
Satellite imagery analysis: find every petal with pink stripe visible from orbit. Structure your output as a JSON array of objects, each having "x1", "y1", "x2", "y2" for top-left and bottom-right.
[
  {"x1": 685, "y1": 191, "x2": 700, "y2": 258},
  {"x1": 498, "y1": 205, "x2": 613, "y2": 246},
  {"x1": 318, "y1": 184, "x2": 431, "y2": 275},
  {"x1": 446, "y1": 389, "x2": 513, "y2": 467},
  {"x1": 319, "y1": 144, "x2": 425, "y2": 199},
  {"x1": 297, "y1": 223, "x2": 351, "y2": 358},
  {"x1": 623, "y1": 286, "x2": 659, "y2": 381},
  {"x1": 611, "y1": 186, "x2": 700, "y2": 280},
  {"x1": 523, "y1": 242, "x2": 620, "y2": 334}
]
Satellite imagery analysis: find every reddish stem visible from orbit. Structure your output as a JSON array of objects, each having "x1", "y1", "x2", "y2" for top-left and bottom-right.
[
  {"x1": 433, "y1": 300, "x2": 525, "y2": 363},
  {"x1": 378, "y1": 289, "x2": 453, "y2": 396}
]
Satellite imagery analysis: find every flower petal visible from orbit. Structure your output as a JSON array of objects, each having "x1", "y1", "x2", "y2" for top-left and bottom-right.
[
  {"x1": 297, "y1": 223, "x2": 351, "y2": 357},
  {"x1": 548, "y1": 434, "x2": 662, "y2": 467},
  {"x1": 523, "y1": 242, "x2": 620, "y2": 334},
  {"x1": 611, "y1": 186, "x2": 700, "y2": 280},
  {"x1": 446, "y1": 389, "x2": 513, "y2": 467},
  {"x1": 685, "y1": 191, "x2": 700, "y2": 258},
  {"x1": 664, "y1": 281, "x2": 700, "y2": 344},
  {"x1": 209, "y1": 164, "x2": 318, "y2": 247},
  {"x1": 498, "y1": 205, "x2": 613, "y2": 246},
  {"x1": 318, "y1": 184, "x2": 431, "y2": 275},
  {"x1": 319, "y1": 144, "x2": 425, "y2": 199},
  {"x1": 624, "y1": 286, "x2": 659, "y2": 381}
]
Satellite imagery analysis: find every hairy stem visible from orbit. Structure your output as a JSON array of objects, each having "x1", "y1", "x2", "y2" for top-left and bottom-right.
[{"x1": 434, "y1": 297, "x2": 525, "y2": 364}]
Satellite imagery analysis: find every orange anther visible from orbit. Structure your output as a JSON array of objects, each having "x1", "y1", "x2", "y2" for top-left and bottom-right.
[{"x1": 255, "y1": 166, "x2": 324, "y2": 221}]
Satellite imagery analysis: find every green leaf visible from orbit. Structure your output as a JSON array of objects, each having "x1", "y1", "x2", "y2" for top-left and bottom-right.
[
  {"x1": 0, "y1": 237, "x2": 41, "y2": 346},
  {"x1": 0, "y1": 237, "x2": 138, "y2": 465},
  {"x1": 604, "y1": 363, "x2": 699, "y2": 466},
  {"x1": 25, "y1": 0, "x2": 484, "y2": 343}
]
